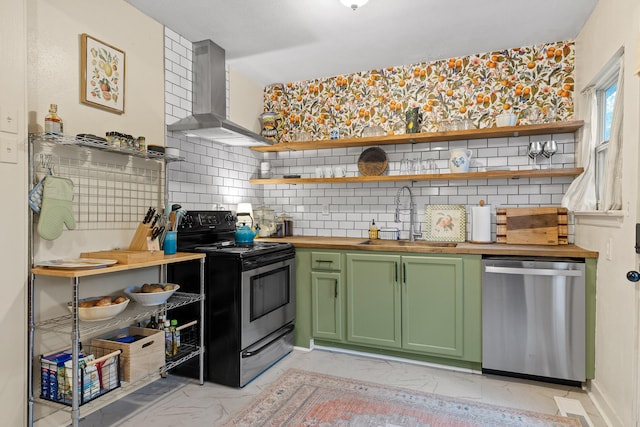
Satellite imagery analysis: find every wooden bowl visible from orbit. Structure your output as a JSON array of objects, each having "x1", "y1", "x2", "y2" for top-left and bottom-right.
[{"x1": 358, "y1": 147, "x2": 388, "y2": 176}]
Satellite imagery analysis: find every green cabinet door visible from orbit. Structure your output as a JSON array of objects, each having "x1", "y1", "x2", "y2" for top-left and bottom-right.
[
  {"x1": 402, "y1": 256, "x2": 464, "y2": 357},
  {"x1": 295, "y1": 249, "x2": 313, "y2": 348},
  {"x1": 311, "y1": 271, "x2": 344, "y2": 341},
  {"x1": 346, "y1": 253, "x2": 401, "y2": 348}
]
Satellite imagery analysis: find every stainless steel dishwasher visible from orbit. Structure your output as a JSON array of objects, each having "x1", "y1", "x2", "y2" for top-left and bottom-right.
[{"x1": 482, "y1": 256, "x2": 586, "y2": 385}]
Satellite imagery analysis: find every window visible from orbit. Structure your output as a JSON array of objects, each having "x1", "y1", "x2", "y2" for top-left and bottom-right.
[{"x1": 594, "y1": 75, "x2": 618, "y2": 210}]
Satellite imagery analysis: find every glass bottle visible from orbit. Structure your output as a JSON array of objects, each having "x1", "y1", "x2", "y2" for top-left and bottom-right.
[
  {"x1": 157, "y1": 314, "x2": 165, "y2": 329},
  {"x1": 170, "y1": 319, "x2": 180, "y2": 355},
  {"x1": 164, "y1": 320, "x2": 172, "y2": 357},
  {"x1": 145, "y1": 314, "x2": 158, "y2": 329},
  {"x1": 368, "y1": 219, "x2": 379, "y2": 239},
  {"x1": 44, "y1": 104, "x2": 63, "y2": 136}
]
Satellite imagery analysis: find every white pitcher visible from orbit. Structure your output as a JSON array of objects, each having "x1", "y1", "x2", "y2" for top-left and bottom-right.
[{"x1": 449, "y1": 149, "x2": 472, "y2": 173}]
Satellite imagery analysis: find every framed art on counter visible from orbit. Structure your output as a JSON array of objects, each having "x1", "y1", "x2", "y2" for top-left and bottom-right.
[
  {"x1": 424, "y1": 204, "x2": 467, "y2": 242},
  {"x1": 80, "y1": 33, "x2": 125, "y2": 114}
]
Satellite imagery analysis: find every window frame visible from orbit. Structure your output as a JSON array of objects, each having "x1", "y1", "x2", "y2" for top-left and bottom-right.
[{"x1": 593, "y1": 68, "x2": 619, "y2": 210}]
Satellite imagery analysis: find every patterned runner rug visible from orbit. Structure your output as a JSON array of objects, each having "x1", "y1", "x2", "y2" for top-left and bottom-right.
[{"x1": 222, "y1": 369, "x2": 580, "y2": 426}]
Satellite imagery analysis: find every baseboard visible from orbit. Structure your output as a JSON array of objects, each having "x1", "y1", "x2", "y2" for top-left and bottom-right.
[
  {"x1": 554, "y1": 396, "x2": 595, "y2": 427},
  {"x1": 311, "y1": 344, "x2": 481, "y2": 375},
  {"x1": 34, "y1": 410, "x2": 69, "y2": 427},
  {"x1": 585, "y1": 379, "x2": 620, "y2": 427}
]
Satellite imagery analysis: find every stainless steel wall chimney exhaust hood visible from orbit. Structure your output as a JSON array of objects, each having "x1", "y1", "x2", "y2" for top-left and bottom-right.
[{"x1": 167, "y1": 40, "x2": 272, "y2": 147}]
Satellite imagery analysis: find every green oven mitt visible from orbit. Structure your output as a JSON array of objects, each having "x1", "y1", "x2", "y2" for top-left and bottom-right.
[{"x1": 37, "y1": 176, "x2": 76, "y2": 240}]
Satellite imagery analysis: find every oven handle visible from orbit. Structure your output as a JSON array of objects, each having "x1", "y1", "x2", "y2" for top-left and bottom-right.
[{"x1": 241, "y1": 324, "x2": 295, "y2": 358}]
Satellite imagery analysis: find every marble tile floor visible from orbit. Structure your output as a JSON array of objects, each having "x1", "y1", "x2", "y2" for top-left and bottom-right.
[{"x1": 79, "y1": 348, "x2": 606, "y2": 426}]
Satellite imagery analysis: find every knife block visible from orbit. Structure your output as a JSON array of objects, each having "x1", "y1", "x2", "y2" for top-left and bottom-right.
[{"x1": 128, "y1": 223, "x2": 153, "y2": 251}]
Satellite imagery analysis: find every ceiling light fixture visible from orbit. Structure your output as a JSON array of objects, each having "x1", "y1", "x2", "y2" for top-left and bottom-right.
[{"x1": 340, "y1": 0, "x2": 368, "y2": 11}]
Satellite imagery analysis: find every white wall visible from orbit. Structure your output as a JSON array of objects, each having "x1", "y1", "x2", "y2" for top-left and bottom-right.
[
  {"x1": 23, "y1": 0, "x2": 166, "y2": 424},
  {"x1": 0, "y1": 1, "x2": 28, "y2": 425},
  {"x1": 27, "y1": 0, "x2": 166, "y2": 260},
  {"x1": 572, "y1": 0, "x2": 640, "y2": 425},
  {"x1": 229, "y1": 68, "x2": 264, "y2": 134},
  {"x1": 27, "y1": 0, "x2": 165, "y2": 143}
]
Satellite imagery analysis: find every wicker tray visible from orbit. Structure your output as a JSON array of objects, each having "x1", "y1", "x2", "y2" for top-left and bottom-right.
[{"x1": 358, "y1": 147, "x2": 388, "y2": 176}]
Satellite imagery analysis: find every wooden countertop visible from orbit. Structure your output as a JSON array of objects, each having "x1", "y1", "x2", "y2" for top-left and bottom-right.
[
  {"x1": 258, "y1": 236, "x2": 598, "y2": 258},
  {"x1": 31, "y1": 252, "x2": 206, "y2": 278}
]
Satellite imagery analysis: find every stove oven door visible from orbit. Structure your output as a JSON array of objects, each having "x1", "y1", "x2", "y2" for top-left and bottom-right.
[{"x1": 241, "y1": 257, "x2": 295, "y2": 349}]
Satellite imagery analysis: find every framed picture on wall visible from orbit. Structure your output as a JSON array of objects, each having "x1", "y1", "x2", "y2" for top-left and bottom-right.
[
  {"x1": 424, "y1": 204, "x2": 467, "y2": 242},
  {"x1": 80, "y1": 34, "x2": 125, "y2": 114}
]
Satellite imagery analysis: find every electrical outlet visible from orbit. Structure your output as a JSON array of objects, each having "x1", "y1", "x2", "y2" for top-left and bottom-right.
[
  {"x1": 0, "y1": 107, "x2": 18, "y2": 134},
  {"x1": 321, "y1": 204, "x2": 330, "y2": 216},
  {"x1": 606, "y1": 238, "x2": 613, "y2": 261},
  {"x1": 0, "y1": 135, "x2": 18, "y2": 164}
]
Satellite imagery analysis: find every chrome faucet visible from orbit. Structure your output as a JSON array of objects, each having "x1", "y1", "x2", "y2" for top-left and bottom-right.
[{"x1": 395, "y1": 186, "x2": 417, "y2": 241}]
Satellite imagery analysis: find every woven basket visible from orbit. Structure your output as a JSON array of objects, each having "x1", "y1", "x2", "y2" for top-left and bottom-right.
[{"x1": 358, "y1": 147, "x2": 388, "y2": 176}]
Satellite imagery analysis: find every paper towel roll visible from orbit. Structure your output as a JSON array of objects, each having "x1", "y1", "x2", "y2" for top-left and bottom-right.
[{"x1": 471, "y1": 205, "x2": 491, "y2": 243}]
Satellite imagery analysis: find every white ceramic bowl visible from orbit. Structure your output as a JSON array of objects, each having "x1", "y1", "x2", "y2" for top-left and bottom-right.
[
  {"x1": 124, "y1": 284, "x2": 180, "y2": 306},
  {"x1": 68, "y1": 297, "x2": 130, "y2": 322}
]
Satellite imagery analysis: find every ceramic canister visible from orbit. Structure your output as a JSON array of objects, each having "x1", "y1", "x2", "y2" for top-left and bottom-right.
[{"x1": 449, "y1": 149, "x2": 472, "y2": 173}]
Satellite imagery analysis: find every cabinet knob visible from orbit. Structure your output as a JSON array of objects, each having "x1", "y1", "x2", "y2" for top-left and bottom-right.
[{"x1": 626, "y1": 271, "x2": 640, "y2": 282}]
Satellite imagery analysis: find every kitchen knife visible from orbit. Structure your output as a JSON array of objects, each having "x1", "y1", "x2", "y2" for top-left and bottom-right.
[
  {"x1": 151, "y1": 225, "x2": 165, "y2": 240},
  {"x1": 143, "y1": 207, "x2": 154, "y2": 224},
  {"x1": 151, "y1": 213, "x2": 160, "y2": 228}
]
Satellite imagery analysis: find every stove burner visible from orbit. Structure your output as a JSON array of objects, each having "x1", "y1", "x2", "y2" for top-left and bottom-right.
[{"x1": 193, "y1": 241, "x2": 287, "y2": 254}]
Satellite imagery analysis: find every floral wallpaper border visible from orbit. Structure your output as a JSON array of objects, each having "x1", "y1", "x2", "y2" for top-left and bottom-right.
[{"x1": 263, "y1": 40, "x2": 574, "y2": 143}]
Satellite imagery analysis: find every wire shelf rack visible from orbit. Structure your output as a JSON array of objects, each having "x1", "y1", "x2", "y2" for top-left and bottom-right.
[
  {"x1": 30, "y1": 134, "x2": 181, "y2": 230},
  {"x1": 35, "y1": 292, "x2": 203, "y2": 336}
]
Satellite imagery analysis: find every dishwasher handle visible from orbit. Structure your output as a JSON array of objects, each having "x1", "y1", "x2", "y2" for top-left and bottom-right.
[{"x1": 484, "y1": 265, "x2": 583, "y2": 277}]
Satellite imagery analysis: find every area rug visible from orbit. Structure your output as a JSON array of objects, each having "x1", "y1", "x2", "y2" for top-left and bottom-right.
[{"x1": 222, "y1": 369, "x2": 580, "y2": 426}]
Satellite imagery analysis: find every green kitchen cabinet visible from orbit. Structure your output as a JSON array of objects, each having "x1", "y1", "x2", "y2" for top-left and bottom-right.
[
  {"x1": 346, "y1": 253, "x2": 402, "y2": 348},
  {"x1": 294, "y1": 249, "x2": 313, "y2": 348},
  {"x1": 311, "y1": 271, "x2": 344, "y2": 341},
  {"x1": 401, "y1": 256, "x2": 464, "y2": 357},
  {"x1": 297, "y1": 249, "x2": 346, "y2": 346},
  {"x1": 345, "y1": 252, "x2": 480, "y2": 362}
]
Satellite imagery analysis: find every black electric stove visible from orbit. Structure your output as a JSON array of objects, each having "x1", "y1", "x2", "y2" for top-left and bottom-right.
[
  {"x1": 168, "y1": 210, "x2": 296, "y2": 387},
  {"x1": 176, "y1": 210, "x2": 293, "y2": 259}
]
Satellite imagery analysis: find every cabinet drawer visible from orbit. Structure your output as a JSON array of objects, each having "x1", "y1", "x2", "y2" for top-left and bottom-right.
[{"x1": 311, "y1": 252, "x2": 341, "y2": 270}]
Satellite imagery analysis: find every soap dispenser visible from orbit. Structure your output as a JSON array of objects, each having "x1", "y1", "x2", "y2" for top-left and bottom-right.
[{"x1": 369, "y1": 219, "x2": 379, "y2": 239}]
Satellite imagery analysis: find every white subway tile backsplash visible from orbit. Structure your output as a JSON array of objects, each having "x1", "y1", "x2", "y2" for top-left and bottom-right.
[
  {"x1": 179, "y1": 76, "x2": 191, "y2": 91},
  {"x1": 166, "y1": 93, "x2": 182, "y2": 108},
  {"x1": 164, "y1": 27, "x2": 181, "y2": 42},
  {"x1": 171, "y1": 62, "x2": 188, "y2": 79},
  {"x1": 172, "y1": 85, "x2": 188, "y2": 100},
  {"x1": 164, "y1": 70, "x2": 182, "y2": 87},
  {"x1": 165, "y1": 51, "x2": 181, "y2": 69},
  {"x1": 529, "y1": 194, "x2": 553, "y2": 204},
  {"x1": 507, "y1": 195, "x2": 531, "y2": 205}
]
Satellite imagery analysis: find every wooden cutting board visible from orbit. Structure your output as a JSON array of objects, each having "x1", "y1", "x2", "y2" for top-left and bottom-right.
[
  {"x1": 496, "y1": 207, "x2": 568, "y2": 245},
  {"x1": 81, "y1": 250, "x2": 164, "y2": 264}
]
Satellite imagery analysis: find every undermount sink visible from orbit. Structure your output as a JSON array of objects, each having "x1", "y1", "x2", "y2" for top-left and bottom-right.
[{"x1": 360, "y1": 239, "x2": 457, "y2": 248}]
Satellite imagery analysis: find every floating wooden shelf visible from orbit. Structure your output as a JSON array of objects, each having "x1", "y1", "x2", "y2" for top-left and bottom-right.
[
  {"x1": 249, "y1": 168, "x2": 584, "y2": 185},
  {"x1": 250, "y1": 120, "x2": 584, "y2": 153}
]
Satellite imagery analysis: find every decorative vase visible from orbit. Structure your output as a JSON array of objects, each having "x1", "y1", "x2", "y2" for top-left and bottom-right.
[
  {"x1": 405, "y1": 107, "x2": 421, "y2": 134},
  {"x1": 259, "y1": 112, "x2": 283, "y2": 142}
]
